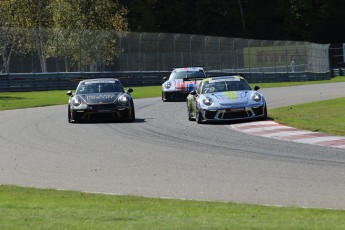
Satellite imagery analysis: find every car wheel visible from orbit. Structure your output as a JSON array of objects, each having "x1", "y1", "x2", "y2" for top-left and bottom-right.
[
  {"x1": 162, "y1": 91, "x2": 167, "y2": 102},
  {"x1": 263, "y1": 104, "x2": 268, "y2": 119},
  {"x1": 129, "y1": 104, "x2": 135, "y2": 122},
  {"x1": 256, "y1": 104, "x2": 267, "y2": 121},
  {"x1": 125, "y1": 100, "x2": 135, "y2": 122},
  {"x1": 196, "y1": 109, "x2": 203, "y2": 124},
  {"x1": 70, "y1": 108, "x2": 80, "y2": 123},
  {"x1": 187, "y1": 107, "x2": 194, "y2": 121},
  {"x1": 68, "y1": 105, "x2": 73, "y2": 123}
]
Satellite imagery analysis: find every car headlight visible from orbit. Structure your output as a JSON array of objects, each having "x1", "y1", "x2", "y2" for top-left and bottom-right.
[
  {"x1": 164, "y1": 81, "x2": 172, "y2": 89},
  {"x1": 118, "y1": 95, "x2": 129, "y2": 105},
  {"x1": 72, "y1": 97, "x2": 82, "y2": 106},
  {"x1": 202, "y1": 97, "x2": 213, "y2": 106},
  {"x1": 252, "y1": 93, "x2": 261, "y2": 102}
]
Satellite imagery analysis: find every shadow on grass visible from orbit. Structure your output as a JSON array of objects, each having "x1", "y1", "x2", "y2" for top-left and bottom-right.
[{"x1": 0, "y1": 96, "x2": 26, "y2": 100}]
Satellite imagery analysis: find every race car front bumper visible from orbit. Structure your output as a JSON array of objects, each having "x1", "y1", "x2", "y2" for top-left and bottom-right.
[
  {"x1": 200, "y1": 105, "x2": 266, "y2": 121},
  {"x1": 72, "y1": 104, "x2": 132, "y2": 121}
]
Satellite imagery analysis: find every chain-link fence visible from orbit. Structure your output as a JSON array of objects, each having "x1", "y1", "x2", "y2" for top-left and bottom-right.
[{"x1": 1, "y1": 29, "x2": 329, "y2": 74}]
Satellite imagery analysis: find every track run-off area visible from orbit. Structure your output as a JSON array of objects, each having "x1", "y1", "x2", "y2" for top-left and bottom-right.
[{"x1": 1, "y1": 82, "x2": 345, "y2": 209}]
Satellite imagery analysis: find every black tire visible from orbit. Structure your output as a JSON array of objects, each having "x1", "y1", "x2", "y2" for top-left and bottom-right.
[
  {"x1": 69, "y1": 106, "x2": 80, "y2": 123},
  {"x1": 162, "y1": 91, "x2": 172, "y2": 102},
  {"x1": 196, "y1": 109, "x2": 203, "y2": 124},
  {"x1": 187, "y1": 107, "x2": 194, "y2": 121},
  {"x1": 263, "y1": 104, "x2": 268, "y2": 119},
  {"x1": 255, "y1": 104, "x2": 267, "y2": 121},
  {"x1": 128, "y1": 101, "x2": 135, "y2": 122},
  {"x1": 162, "y1": 91, "x2": 167, "y2": 102},
  {"x1": 68, "y1": 105, "x2": 73, "y2": 123},
  {"x1": 129, "y1": 107, "x2": 135, "y2": 122}
]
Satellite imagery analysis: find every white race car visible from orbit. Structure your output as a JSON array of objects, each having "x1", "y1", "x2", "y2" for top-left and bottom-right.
[
  {"x1": 186, "y1": 75, "x2": 267, "y2": 123},
  {"x1": 162, "y1": 67, "x2": 206, "y2": 101}
]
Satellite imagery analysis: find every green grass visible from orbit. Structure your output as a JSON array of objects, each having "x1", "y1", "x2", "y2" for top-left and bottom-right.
[
  {"x1": 252, "y1": 75, "x2": 345, "y2": 88},
  {"x1": 269, "y1": 98, "x2": 345, "y2": 136},
  {"x1": 0, "y1": 76, "x2": 344, "y2": 111},
  {"x1": 1, "y1": 185, "x2": 345, "y2": 229},
  {"x1": 0, "y1": 86, "x2": 162, "y2": 110}
]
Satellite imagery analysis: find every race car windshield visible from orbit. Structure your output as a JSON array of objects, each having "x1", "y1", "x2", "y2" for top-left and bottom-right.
[
  {"x1": 170, "y1": 70, "x2": 206, "y2": 80},
  {"x1": 202, "y1": 79, "x2": 251, "y2": 94},
  {"x1": 76, "y1": 81, "x2": 125, "y2": 94}
]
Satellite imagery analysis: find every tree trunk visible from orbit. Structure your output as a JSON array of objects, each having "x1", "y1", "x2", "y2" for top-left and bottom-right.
[
  {"x1": 36, "y1": 27, "x2": 47, "y2": 72},
  {"x1": 236, "y1": 0, "x2": 246, "y2": 32},
  {"x1": 1, "y1": 42, "x2": 14, "y2": 74}
]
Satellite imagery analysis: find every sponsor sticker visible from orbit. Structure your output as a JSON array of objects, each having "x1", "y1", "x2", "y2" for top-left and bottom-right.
[
  {"x1": 226, "y1": 108, "x2": 245, "y2": 112},
  {"x1": 222, "y1": 91, "x2": 238, "y2": 99},
  {"x1": 86, "y1": 94, "x2": 114, "y2": 100}
]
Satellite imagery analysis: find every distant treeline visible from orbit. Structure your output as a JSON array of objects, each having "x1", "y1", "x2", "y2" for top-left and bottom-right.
[{"x1": 120, "y1": 0, "x2": 345, "y2": 44}]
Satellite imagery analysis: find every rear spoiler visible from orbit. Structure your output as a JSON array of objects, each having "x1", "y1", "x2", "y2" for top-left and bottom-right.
[
  {"x1": 168, "y1": 66, "x2": 214, "y2": 71},
  {"x1": 182, "y1": 77, "x2": 206, "y2": 82},
  {"x1": 70, "y1": 76, "x2": 130, "y2": 82},
  {"x1": 206, "y1": 73, "x2": 246, "y2": 78}
]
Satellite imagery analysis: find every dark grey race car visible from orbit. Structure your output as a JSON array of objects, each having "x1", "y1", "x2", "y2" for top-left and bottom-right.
[{"x1": 67, "y1": 78, "x2": 135, "y2": 123}]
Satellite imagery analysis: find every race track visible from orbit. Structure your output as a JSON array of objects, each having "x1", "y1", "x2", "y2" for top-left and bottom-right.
[{"x1": 1, "y1": 82, "x2": 345, "y2": 209}]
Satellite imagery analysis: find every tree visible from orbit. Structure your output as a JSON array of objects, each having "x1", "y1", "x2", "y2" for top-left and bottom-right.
[
  {"x1": 51, "y1": 0, "x2": 128, "y2": 71},
  {"x1": 119, "y1": 0, "x2": 345, "y2": 43},
  {"x1": 0, "y1": 0, "x2": 54, "y2": 73},
  {"x1": 0, "y1": 0, "x2": 128, "y2": 73}
]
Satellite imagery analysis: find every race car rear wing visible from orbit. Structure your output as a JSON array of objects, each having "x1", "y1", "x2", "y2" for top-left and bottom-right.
[
  {"x1": 182, "y1": 76, "x2": 206, "y2": 82},
  {"x1": 206, "y1": 73, "x2": 247, "y2": 78}
]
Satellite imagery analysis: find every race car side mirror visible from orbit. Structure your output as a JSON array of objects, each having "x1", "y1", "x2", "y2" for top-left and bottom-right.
[
  {"x1": 190, "y1": 90, "x2": 197, "y2": 95},
  {"x1": 127, "y1": 88, "x2": 133, "y2": 94},
  {"x1": 254, "y1": 86, "x2": 260, "y2": 91},
  {"x1": 66, "y1": 91, "x2": 73, "y2": 96},
  {"x1": 163, "y1": 77, "x2": 168, "y2": 81}
]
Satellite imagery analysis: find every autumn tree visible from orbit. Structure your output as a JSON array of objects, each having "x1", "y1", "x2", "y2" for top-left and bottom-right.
[
  {"x1": 0, "y1": 0, "x2": 128, "y2": 73},
  {"x1": 51, "y1": 0, "x2": 128, "y2": 71}
]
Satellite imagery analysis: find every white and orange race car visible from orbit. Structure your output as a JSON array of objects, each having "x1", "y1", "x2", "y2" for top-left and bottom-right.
[{"x1": 161, "y1": 67, "x2": 207, "y2": 101}]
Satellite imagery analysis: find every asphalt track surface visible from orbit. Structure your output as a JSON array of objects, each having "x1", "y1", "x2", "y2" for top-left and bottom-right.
[{"x1": 1, "y1": 82, "x2": 345, "y2": 209}]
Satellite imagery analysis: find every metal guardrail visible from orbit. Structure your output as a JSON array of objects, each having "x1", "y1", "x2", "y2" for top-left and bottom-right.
[
  {"x1": 331, "y1": 68, "x2": 345, "y2": 76},
  {"x1": 0, "y1": 71, "x2": 331, "y2": 92},
  {"x1": 0, "y1": 72, "x2": 168, "y2": 92}
]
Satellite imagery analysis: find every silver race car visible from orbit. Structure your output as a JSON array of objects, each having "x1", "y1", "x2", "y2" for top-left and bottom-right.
[
  {"x1": 162, "y1": 67, "x2": 207, "y2": 101},
  {"x1": 186, "y1": 75, "x2": 267, "y2": 123},
  {"x1": 67, "y1": 78, "x2": 135, "y2": 123}
]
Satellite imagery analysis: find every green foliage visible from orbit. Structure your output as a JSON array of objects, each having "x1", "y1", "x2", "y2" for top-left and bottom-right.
[
  {"x1": 1, "y1": 185, "x2": 345, "y2": 229},
  {"x1": 0, "y1": 0, "x2": 128, "y2": 72}
]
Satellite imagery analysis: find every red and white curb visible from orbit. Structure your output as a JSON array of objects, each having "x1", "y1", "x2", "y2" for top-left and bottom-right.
[{"x1": 228, "y1": 120, "x2": 345, "y2": 149}]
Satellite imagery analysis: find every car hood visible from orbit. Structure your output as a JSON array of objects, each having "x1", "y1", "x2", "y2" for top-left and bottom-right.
[
  {"x1": 210, "y1": 91, "x2": 251, "y2": 105},
  {"x1": 78, "y1": 92, "x2": 121, "y2": 104}
]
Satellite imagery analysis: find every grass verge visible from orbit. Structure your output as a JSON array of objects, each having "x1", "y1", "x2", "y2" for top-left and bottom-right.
[
  {"x1": 1, "y1": 185, "x2": 345, "y2": 229},
  {"x1": 0, "y1": 85, "x2": 162, "y2": 110},
  {"x1": 0, "y1": 76, "x2": 344, "y2": 111},
  {"x1": 269, "y1": 97, "x2": 345, "y2": 136}
]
